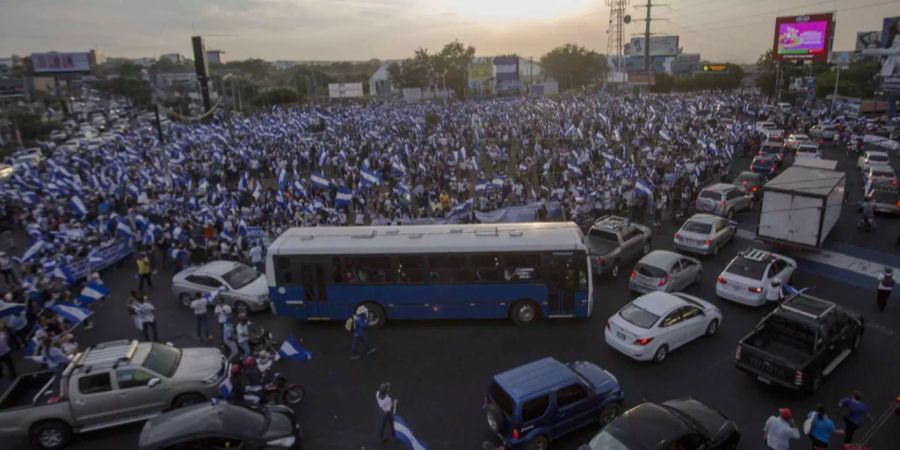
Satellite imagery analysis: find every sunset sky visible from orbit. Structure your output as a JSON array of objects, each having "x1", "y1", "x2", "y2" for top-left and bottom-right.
[{"x1": 0, "y1": 0, "x2": 896, "y2": 64}]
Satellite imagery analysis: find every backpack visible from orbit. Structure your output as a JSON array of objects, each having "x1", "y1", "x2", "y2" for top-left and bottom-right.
[{"x1": 344, "y1": 317, "x2": 354, "y2": 332}]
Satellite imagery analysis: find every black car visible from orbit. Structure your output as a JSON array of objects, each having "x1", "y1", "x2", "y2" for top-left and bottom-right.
[
  {"x1": 580, "y1": 398, "x2": 740, "y2": 450},
  {"x1": 732, "y1": 171, "x2": 764, "y2": 199},
  {"x1": 138, "y1": 401, "x2": 301, "y2": 450}
]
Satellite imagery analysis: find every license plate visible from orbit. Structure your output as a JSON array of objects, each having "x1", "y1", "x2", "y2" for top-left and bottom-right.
[
  {"x1": 757, "y1": 376, "x2": 771, "y2": 384},
  {"x1": 616, "y1": 331, "x2": 626, "y2": 340}
]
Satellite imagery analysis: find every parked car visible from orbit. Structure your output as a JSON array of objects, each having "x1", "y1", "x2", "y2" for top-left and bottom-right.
[
  {"x1": 137, "y1": 402, "x2": 301, "y2": 450},
  {"x1": 172, "y1": 261, "x2": 270, "y2": 313},
  {"x1": 0, "y1": 340, "x2": 227, "y2": 449},
  {"x1": 857, "y1": 150, "x2": 891, "y2": 172},
  {"x1": 732, "y1": 171, "x2": 764, "y2": 198},
  {"x1": 864, "y1": 166, "x2": 897, "y2": 188},
  {"x1": 484, "y1": 357, "x2": 625, "y2": 450},
  {"x1": 580, "y1": 398, "x2": 740, "y2": 450},
  {"x1": 809, "y1": 124, "x2": 837, "y2": 141},
  {"x1": 750, "y1": 154, "x2": 778, "y2": 178},
  {"x1": 785, "y1": 133, "x2": 812, "y2": 150},
  {"x1": 694, "y1": 183, "x2": 753, "y2": 219},
  {"x1": 715, "y1": 249, "x2": 796, "y2": 307},
  {"x1": 795, "y1": 143, "x2": 822, "y2": 159},
  {"x1": 586, "y1": 215, "x2": 652, "y2": 278},
  {"x1": 735, "y1": 294, "x2": 864, "y2": 392},
  {"x1": 673, "y1": 214, "x2": 736, "y2": 256},
  {"x1": 867, "y1": 187, "x2": 900, "y2": 215},
  {"x1": 605, "y1": 291, "x2": 721, "y2": 363},
  {"x1": 629, "y1": 250, "x2": 702, "y2": 294}
]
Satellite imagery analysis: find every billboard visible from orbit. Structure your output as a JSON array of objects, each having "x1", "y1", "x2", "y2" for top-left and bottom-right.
[
  {"x1": 772, "y1": 13, "x2": 834, "y2": 62},
  {"x1": 829, "y1": 51, "x2": 855, "y2": 67},
  {"x1": 856, "y1": 31, "x2": 881, "y2": 51},
  {"x1": 878, "y1": 16, "x2": 900, "y2": 93},
  {"x1": 493, "y1": 56, "x2": 520, "y2": 94},
  {"x1": 31, "y1": 52, "x2": 91, "y2": 73},
  {"x1": 625, "y1": 36, "x2": 679, "y2": 57},
  {"x1": 328, "y1": 82, "x2": 364, "y2": 98},
  {"x1": 467, "y1": 59, "x2": 493, "y2": 82}
]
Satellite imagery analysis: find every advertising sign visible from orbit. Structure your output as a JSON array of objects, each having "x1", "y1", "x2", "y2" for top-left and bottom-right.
[
  {"x1": 467, "y1": 59, "x2": 493, "y2": 82},
  {"x1": 327, "y1": 82, "x2": 364, "y2": 98},
  {"x1": 856, "y1": 31, "x2": 881, "y2": 51},
  {"x1": 31, "y1": 52, "x2": 91, "y2": 73},
  {"x1": 625, "y1": 36, "x2": 679, "y2": 57},
  {"x1": 876, "y1": 16, "x2": 900, "y2": 93},
  {"x1": 493, "y1": 56, "x2": 520, "y2": 94},
  {"x1": 829, "y1": 51, "x2": 855, "y2": 67},
  {"x1": 772, "y1": 13, "x2": 834, "y2": 62}
]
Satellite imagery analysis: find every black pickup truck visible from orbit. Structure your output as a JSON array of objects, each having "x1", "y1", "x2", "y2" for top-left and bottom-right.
[{"x1": 734, "y1": 294, "x2": 864, "y2": 392}]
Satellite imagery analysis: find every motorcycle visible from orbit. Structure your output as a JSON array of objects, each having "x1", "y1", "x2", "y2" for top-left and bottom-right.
[
  {"x1": 857, "y1": 215, "x2": 876, "y2": 232},
  {"x1": 261, "y1": 371, "x2": 306, "y2": 405}
]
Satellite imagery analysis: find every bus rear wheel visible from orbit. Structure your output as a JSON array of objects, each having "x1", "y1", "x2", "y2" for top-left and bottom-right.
[
  {"x1": 510, "y1": 300, "x2": 539, "y2": 325},
  {"x1": 361, "y1": 302, "x2": 386, "y2": 329}
]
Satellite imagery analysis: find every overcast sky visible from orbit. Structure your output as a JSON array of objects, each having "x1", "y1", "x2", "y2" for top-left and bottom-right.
[{"x1": 0, "y1": 0, "x2": 896, "y2": 64}]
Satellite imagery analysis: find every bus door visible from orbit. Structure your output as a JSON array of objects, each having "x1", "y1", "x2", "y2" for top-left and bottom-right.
[
  {"x1": 548, "y1": 253, "x2": 577, "y2": 316},
  {"x1": 299, "y1": 257, "x2": 330, "y2": 317}
]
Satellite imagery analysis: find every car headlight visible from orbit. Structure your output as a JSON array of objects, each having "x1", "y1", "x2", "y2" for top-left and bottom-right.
[{"x1": 267, "y1": 437, "x2": 296, "y2": 447}]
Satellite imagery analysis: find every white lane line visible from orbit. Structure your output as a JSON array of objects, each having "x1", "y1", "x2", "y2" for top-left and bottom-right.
[{"x1": 734, "y1": 228, "x2": 898, "y2": 280}]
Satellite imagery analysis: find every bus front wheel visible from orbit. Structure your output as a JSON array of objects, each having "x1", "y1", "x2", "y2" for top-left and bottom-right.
[{"x1": 510, "y1": 300, "x2": 539, "y2": 325}]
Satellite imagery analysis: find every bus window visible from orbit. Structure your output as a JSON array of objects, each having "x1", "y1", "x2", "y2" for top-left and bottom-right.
[
  {"x1": 503, "y1": 254, "x2": 541, "y2": 282},
  {"x1": 345, "y1": 256, "x2": 393, "y2": 284},
  {"x1": 274, "y1": 256, "x2": 298, "y2": 285},
  {"x1": 332, "y1": 257, "x2": 344, "y2": 284},
  {"x1": 396, "y1": 256, "x2": 425, "y2": 283},
  {"x1": 472, "y1": 255, "x2": 502, "y2": 282},
  {"x1": 428, "y1": 255, "x2": 467, "y2": 283}
]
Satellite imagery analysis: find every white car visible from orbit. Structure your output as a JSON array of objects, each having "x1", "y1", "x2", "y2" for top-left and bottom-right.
[
  {"x1": 857, "y1": 151, "x2": 891, "y2": 172},
  {"x1": 715, "y1": 249, "x2": 796, "y2": 306},
  {"x1": 795, "y1": 143, "x2": 821, "y2": 159},
  {"x1": 785, "y1": 134, "x2": 812, "y2": 150},
  {"x1": 171, "y1": 261, "x2": 270, "y2": 313},
  {"x1": 864, "y1": 166, "x2": 898, "y2": 188},
  {"x1": 605, "y1": 291, "x2": 722, "y2": 363},
  {"x1": 673, "y1": 214, "x2": 736, "y2": 256}
]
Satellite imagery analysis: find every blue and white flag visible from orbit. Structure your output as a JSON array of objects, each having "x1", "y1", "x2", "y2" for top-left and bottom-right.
[
  {"x1": 391, "y1": 160, "x2": 407, "y2": 177},
  {"x1": 49, "y1": 303, "x2": 93, "y2": 325},
  {"x1": 694, "y1": 165, "x2": 702, "y2": 179},
  {"x1": 49, "y1": 264, "x2": 75, "y2": 284},
  {"x1": 635, "y1": 179, "x2": 654, "y2": 197},
  {"x1": 220, "y1": 229, "x2": 234, "y2": 242},
  {"x1": 394, "y1": 415, "x2": 428, "y2": 450},
  {"x1": 218, "y1": 376, "x2": 233, "y2": 400},
  {"x1": 204, "y1": 287, "x2": 227, "y2": 305},
  {"x1": 360, "y1": 168, "x2": 382, "y2": 186},
  {"x1": 475, "y1": 179, "x2": 488, "y2": 193},
  {"x1": 317, "y1": 150, "x2": 328, "y2": 168},
  {"x1": 0, "y1": 302, "x2": 25, "y2": 318},
  {"x1": 238, "y1": 172, "x2": 249, "y2": 191},
  {"x1": 117, "y1": 221, "x2": 134, "y2": 239},
  {"x1": 276, "y1": 335, "x2": 313, "y2": 361},
  {"x1": 24, "y1": 335, "x2": 44, "y2": 363},
  {"x1": 20, "y1": 240, "x2": 45, "y2": 262},
  {"x1": 169, "y1": 247, "x2": 189, "y2": 262},
  {"x1": 335, "y1": 187, "x2": 353, "y2": 208},
  {"x1": 470, "y1": 155, "x2": 480, "y2": 172},
  {"x1": 68, "y1": 196, "x2": 89, "y2": 216},
  {"x1": 393, "y1": 183, "x2": 411, "y2": 201},
  {"x1": 567, "y1": 161, "x2": 582, "y2": 176},
  {"x1": 311, "y1": 172, "x2": 330, "y2": 190},
  {"x1": 277, "y1": 168, "x2": 289, "y2": 190},
  {"x1": 78, "y1": 282, "x2": 110, "y2": 305}
]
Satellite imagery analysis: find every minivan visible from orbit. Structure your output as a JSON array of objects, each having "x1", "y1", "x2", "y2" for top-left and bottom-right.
[{"x1": 484, "y1": 358, "x2": 624, "y2": 450}]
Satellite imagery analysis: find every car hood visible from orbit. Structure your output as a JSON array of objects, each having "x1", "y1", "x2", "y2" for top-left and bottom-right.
[
  {"x1": 662, "y1": 398, "x2": 733, "y2": 441},
  {"x1": 569, "y1": 361, "x2": 620, "y2": 395},
  {"x1": 233, "y1": 275, "x2": 267, "y2": 298},
  {"x1": 172, "y1": 348, "x2": 225, "y2": 380}
]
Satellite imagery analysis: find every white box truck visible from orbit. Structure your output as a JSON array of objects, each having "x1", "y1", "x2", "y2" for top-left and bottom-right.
[{"x1": 756, "y1": 165, "x2": 845, "y2": 247}]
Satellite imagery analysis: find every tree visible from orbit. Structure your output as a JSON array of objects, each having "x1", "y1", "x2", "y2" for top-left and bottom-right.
[
  {"x1": 387, "y1": 48, "x2": 431, "y2": 89},
  {"x1": 224, "y1": 59, "x2": 273, "y2": 81},
  {"x1": 651, "y1": 73, "x2": 674, "y2": 93},
  {"x1": 431, "y1": 40, "x2": 476, "y2": 97},
  {"x1": 117, "y1": 61, "x2": 143, "y2": 79},
  {"x1": 254, "y1": 88, "x2": 300, "y2": 107},
  {"x1": 814, "y1": 60, "x2": 880, "y2": 99},
  {"x1": 96, "y1": 79, "x2": 152, "y2": 107},
  {"x1": 540, "y1": 44, "x2": 608, "y2": 90}
]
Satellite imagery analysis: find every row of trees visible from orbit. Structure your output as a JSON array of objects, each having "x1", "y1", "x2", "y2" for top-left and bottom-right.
[
  {"x1": 651, "y1": 64, "x2": 745, "y2": 93},
  {"x1": 754, "y1": 48, "x2": 881, "y2": 100}
]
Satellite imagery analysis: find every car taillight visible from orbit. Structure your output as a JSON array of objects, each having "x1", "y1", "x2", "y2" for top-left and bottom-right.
[
  {"x1": 673, "y1": 232, "x2": 680, "y2": 240},
  {"x1": 596, "y1": 256, "x2": 606, "y2": 266},
  {"x1": 512, "y1": 429, "x2": 520, "y2": 440},
  {"x1": 749, "y1": 287, "x2": 763, "y2": 293},
  {"x1": 606, "y1": 320, "x2": 611, "y2": 330},
  {"x1": 703, "y1": 239, "x2": 711, "y2": 246},
  {"x1": 634, "y1": 337, "x2": 654, "y2": 346},
  {"x1": 658, "y1": 275, "x2": 668, "y2": 286},
  {"x1": 630, "y1": 271, "x2": 637, "y2": 280},
  {"x1": 896, "y1": 201, "x2": 900, "y2": 208},
  {"x1": 720, "y1": 200, "x2": 726, "y2": 208},
  {"x1": 717, "y1": 276, "x2": 727, "y2": 284},
  {"x1": 794, "y1": 370, "x2": 803, "y2": 386},
  {"x1": 735, "y1": 345, "x2": 741, "y2": 360},
  {"x1": 751, "y1": 186, "x2": 758, "y2": 192}
]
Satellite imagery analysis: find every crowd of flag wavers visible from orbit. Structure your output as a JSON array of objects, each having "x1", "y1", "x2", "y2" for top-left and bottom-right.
[{"x1": 0, "y1": 92, "x2": 781, "y2": 364}]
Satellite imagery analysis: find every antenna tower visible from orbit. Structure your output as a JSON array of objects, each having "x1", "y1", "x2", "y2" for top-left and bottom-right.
[{"x1": 606, "y1": 0, "x2": 630, "y2": 75}]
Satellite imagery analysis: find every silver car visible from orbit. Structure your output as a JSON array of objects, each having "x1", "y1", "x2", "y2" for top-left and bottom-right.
[
  {"x1": 694, "y1": 183, "x2": 753, "y2": 219},
  {"x1": 172, "y1": 261, "x2": 269, "y2": 313},
  {"x1": 629, "y1": 250, "x2": 702, "y2": 294},
  {"x1": 673, "y1": 214, "x2": 736, "y2": 256}
]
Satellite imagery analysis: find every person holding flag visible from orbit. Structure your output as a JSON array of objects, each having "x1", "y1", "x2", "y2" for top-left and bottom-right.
[{"x1": 376, "y1": 382, "x2": 397, "y2": 442}]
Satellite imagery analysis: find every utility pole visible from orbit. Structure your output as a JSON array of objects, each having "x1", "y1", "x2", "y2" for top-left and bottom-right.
[{"x1": 643, "y1": 0, "x2": 652, "y2": 74}]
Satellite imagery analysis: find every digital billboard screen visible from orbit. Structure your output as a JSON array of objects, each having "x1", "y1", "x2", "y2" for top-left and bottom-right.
[
  {"x1": 31, "y1": 52, "x2": 92, "y2": 73},
  {"x1": 772, "y1": 13, "x2": 834, "y2": 62}
]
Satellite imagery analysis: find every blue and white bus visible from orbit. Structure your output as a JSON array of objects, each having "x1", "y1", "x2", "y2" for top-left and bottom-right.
[{"x1": 266, "y1": 223, "x2": 593, "y2": 326}]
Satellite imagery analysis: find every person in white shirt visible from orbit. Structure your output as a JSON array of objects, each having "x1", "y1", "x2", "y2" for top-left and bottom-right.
[
  {"x1": 764, "y1": 408, "x2": 800, "y2": 450},
  {"x1": 190, "y1": 293, "x2": 212, "y2": 341},
  {"x1": 376, "y1": 383, "x2": 397, "y2": 442},
  {"x1": 249, "y1": 242, "x2": 263, "y2": 272},
  {"x1": 766, "y1": 278, "x2": 784, "y2": 303},
  {"x1": 214, "y1": 297, "x2": 232, "y2": 342},
  {"x1": 137, "y1": 296, "x2": 158, "y2": 342}
]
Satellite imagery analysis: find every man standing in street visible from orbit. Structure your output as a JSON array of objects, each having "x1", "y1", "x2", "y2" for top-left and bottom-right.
[
  {"x1": 350, "y1": 306, "x2": 376, "y2": 360},
  {"x1": 838, "y1": 391, "x2": 873, "y2": 444},
  {"x1": 236, "y1": 313, "x2": 251, "y2": 357},
  {"x1": 136, "y1": 252, "x2": 152, "y2": 292},
  {"x1": 190, "y1": 293, "x2": 212, "y2": 341},
  {"x1": 137, "y1": 296, "x2": 158, "y2": 342},
  {"x1": 0, "y1": 325, "x2": 16, "y2": 379},
  {"x1": 763, "y1": 408, "x2": 800, "y2": 450},
  {"x1": 214, "y1": 297, "x2": 232, "y2": 344},
  {"x1": 249, "y1": 241, "x2": 263, "y2": 273},
  {"x1": 876, "y1": 267, "x2": 895, "y2": 312},
  {"x1": 376, "y1": 383, "x2": 397, "y2": 442}
]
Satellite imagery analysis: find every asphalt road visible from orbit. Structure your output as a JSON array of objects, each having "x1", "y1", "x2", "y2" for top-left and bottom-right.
[{"x1": 3, "y1": 141, "x2": 899, "y2": 450}]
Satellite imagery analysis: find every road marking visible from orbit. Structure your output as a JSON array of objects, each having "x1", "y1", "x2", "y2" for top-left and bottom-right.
[
  {"x1": 865, "y1": 323, "x2": 895, "y2": 337},
  {"x1": 735, "y1": 229, "x2": 898, "y2": 281}
]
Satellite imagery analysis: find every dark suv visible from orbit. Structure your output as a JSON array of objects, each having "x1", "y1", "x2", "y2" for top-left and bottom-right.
[{"x1": 484, "y1": 357, "x2": 624, "y2": 450}]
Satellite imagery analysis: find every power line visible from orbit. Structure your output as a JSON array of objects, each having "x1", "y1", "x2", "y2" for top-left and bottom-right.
[{"x1": 672, "y1": 0, "x2": 895, "y2": 33}]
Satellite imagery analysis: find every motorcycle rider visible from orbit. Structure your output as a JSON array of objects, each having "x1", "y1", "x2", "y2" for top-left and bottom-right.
[
  {"x1": 242, "y1": 356, "x2": 264, "y2": 404},
  {"x1": 858, "y1": 198, "x2": 876, "y2": 231}
]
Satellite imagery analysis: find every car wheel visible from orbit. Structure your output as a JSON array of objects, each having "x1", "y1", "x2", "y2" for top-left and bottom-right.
[
  {"x1": 362, "y1": 302, "x2": 387, "y2": 329},
  {"x1": 712, "y1": 244, "x2": 719, "y2": 257},
  {"x1": 283, "y1": 385, "x2": 306, "y2": 405},
  {"x1": 172, "y1": 393, "x2": 206, "y2": 409},
  {"x1": 642, "y1": 241, "x2": 651, "y2": 255},
  {"x1": 810, "y1": 373, "x2": 824, "y2": 392},
  {"x1": 233, "y1": 300, "x2": 250, "y2": 315},
  {"x1": 510, "y1": 300, "x2": 539, "y2": 326},
  {"x1": 525, "y1": 436, "x2": 549, "y2": 450},
  {"x1": 693, "y1": 271, "x2": 702, "y2": 286},
  {"x1": 598, "y1": 403, "x2": 622, "y2": 425},
  {"x1": 484, "y1": 404, "x2": 506, "y2": 433},
  {"x1": 706, "y1": 319, "x2": 719, "y2": 336},
  {"x1": 179, "y1": 293, "x2": 192, "y2": 307},
  {"x1": 653, "y1": 345, "x2": 669, "y2": 363},
  {"x1": 725, "y1": 208, "x2": 734, "y2": 219},
  {"x1": 30, "y1": 421, "x2": 72, "y2": 450},
  {"x1": 610, "y1": 264, "x2": 620, "y2": 278},
  {"x1": 851, "y1": 333, "x2": 861, "y2": 351}
]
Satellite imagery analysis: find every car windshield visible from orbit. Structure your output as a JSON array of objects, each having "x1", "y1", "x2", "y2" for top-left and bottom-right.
[
  {"x1": 586, "y1": 429, "x2": 631, "y2": 450},
  {"x1": 871, "y1": 168, "x2": 894, "y2": 176},
  {"x1": 222, "y1": 264, "x2": 260, "y2": 289},
  {"x1": 735, "y1": 173, "x2": 759, "y2": 183},
  {"x1": 489, "y1": 382, "x2": 514, "y2": 418},
  {"x1": 589, "y1": 229, "x2": 619, "y2": 242},
  {"x1": 873, "y1": 191, "x2": 898, "y2": 202},
  {"x1": 725, "y1": 256, "x2": 768, "y2": 279},
  {"x1": 698, "y1": 191, "x2": 720, "y2": 200},
  {"x1": 636, "y1": 263, "x2": 668, "y2": 278},
  {"x1": 619, "y1": 303, "x2": 659, "y2": 329},
  {"x1": 682, "y1": 221, "x2": 712, "y2": 234},
  {"x1": 868, "y1": 154, "x2": 889, "y2": 162},
  {"x1": 142, "y1": 343, "x2": 182, "y2": 377}
]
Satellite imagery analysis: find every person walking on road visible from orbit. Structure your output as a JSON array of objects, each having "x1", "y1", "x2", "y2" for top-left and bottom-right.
[
  {"x1": 43, "y1": 337, "x2": 71, "y2": 383},
  {"x1": 190, "y1": 293, "x2": 212, "y2": 341},
  {"x1": 838, "y1": 391, "x2": 873, "y2": 444},
  {"x1": 137, "y1": 296, "x2": 158, "y2": 342},
  {"x1": 766, "y1": 278, "x2": 784, "y2": 303},
  {"x1": 221, "y1": 318, "x2": 239, "y2": 362},
  {"x1": 350, "y1": 306, "x2": 376, "y2": 360},
  {"x1": 0, "y1": 325, "x2": 17, "y2": 379},
  {"x1": 136, "y1": 252, "x2": 152, "y2": 292},
  {"x1": 235, "y1": 313, "x2": 251, "y2": 357},
  {"x1": 249, "y1": 241, "x2": 264, "y2": 272},
  {"x1": 876, "y1": 267, "x2": 895, "y2": 312},
  {"x1": 764, "y1": 408, "x2": 800, "y2": 450},
  {"x1": 376, "y1": 382, "x2": 397, "y2": 442},
  {"x1": 806, "y1": 404, "x2": 842, "y2": 450},
  {"x1": 126, "y1": 290, "x2": 143, "y2": 335},
  {"x1": 214, "y1": 297, "x2": 232, "y2": 344}
]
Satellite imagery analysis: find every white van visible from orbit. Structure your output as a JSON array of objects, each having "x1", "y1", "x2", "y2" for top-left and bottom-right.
[
  {"x1": 777, "y1": 102, "x2": 792, "y2": 114},
  {"x1": 795, "y1": 144, "x2": 821, "y2": 159}
]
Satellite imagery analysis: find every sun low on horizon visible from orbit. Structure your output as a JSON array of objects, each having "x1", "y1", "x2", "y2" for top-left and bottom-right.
[{"x1": 428, "y1": 0, "x2": 596, "y2": 23}]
